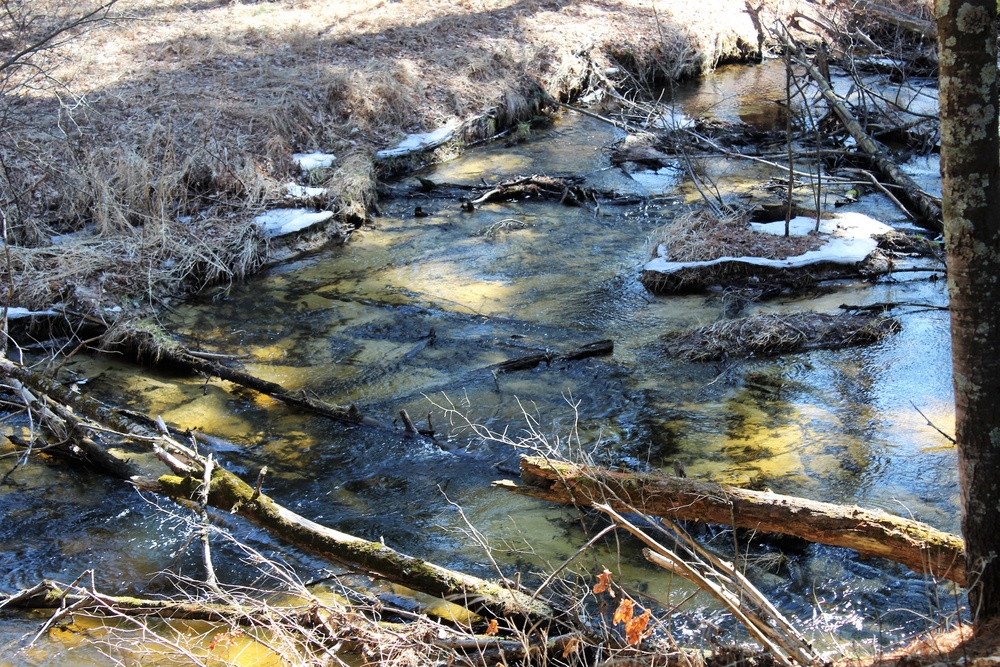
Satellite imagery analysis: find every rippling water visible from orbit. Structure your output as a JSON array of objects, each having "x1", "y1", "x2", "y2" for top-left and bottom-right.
[{"x1": 0, "y1": 61, "x2": 959, "y2": 664}]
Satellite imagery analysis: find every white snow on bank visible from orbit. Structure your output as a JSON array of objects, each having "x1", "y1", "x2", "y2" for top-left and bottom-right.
[
  {"x1": 5, "y1": 307, "x2": 57, "y2": 318},
  {"x1": 293, "y1": 153, "x2": 336, "y2": 171},
  {"x1": 644, "y1": 212, "x2": 893, "y2": 275},
  {"x1": 283, "y1": 182, "x2": 327, "y2": 199},
  {"x1": 375, "y1": 124, "x2": 457, "y2": 160},
  {"x1": 253, "y1": 208, "x2": 333, "y2": 238}
]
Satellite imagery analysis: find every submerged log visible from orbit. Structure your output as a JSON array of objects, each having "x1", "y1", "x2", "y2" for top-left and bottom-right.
[
  {"x1": 489, "y1": 339, "x2": 613, "y2": 373},
  {"x1": 109, "y1": 323, "x2": 377, "y2": 428},
  {"x1": 500, "y1": 456, "x2": 966, "y2": 586}
]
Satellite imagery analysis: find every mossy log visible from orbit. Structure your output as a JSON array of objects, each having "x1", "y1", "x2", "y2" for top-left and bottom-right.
[
  {"x1": 149, "y1": 465, "x2": 558, "y2": 627},
  {"x1": 0, "y1": 356, "x2": 560, "y2": 629},
  {"x1": 500, "y1": 456, "x2": 966, "y2": 586}
]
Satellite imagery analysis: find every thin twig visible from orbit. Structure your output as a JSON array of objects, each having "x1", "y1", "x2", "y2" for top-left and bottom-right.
[{"x1": 910, "y1": 400, "x2": 956, "y2": 444}]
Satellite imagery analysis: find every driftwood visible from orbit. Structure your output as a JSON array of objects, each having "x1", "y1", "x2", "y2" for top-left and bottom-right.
[
  {"x1": 499, "y1": 456, "x2": 966, "y2": 586},
  {"x1": 469, "y1": 175, "x2": 592, "y2": 207},
  {"x1": 783, "y1": 36, "x2": 942, "y2": 232}
]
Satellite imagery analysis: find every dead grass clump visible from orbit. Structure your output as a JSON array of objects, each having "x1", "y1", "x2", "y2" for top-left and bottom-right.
[
  {"x1": 665, "y1": 311, "x2": 901, "y2": 360},
  {"x1": 652, "y1": 208, "x2": 824, "y2": 263},
  {"x1": 5, "y1": 212, "x2": 267, "y2": 315},
  {"x1": 325, "y1": 153, "x2": 377, "y2": 225}
]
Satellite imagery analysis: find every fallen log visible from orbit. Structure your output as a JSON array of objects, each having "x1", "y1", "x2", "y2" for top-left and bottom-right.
[
  {"x1": 498, "y1": 456, "x2": 966, "y2": 586},
  {"x1": 783, "y1": 36, "x2": 942, "y2": 232},
  {"x1": 0, "y1": 357, "x2": 565, "y2": 629},
  {"x1": 144, "y1": 462, "x2": 560, "y2": 627},
  {"x1": 107, "y1": 322, "x2": 378, "y2": 428},
  {"x1": 489, "y1": 339, "x2": 613, "y2": 374},
  {"x1": 851, "y1": 1, "x2": 936, "y2": 41},
  {"x1": 1, "y1": 579, "x2": 587, "y2": 666}
]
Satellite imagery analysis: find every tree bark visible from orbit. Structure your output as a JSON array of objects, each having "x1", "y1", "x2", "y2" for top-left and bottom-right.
[
  {"x1": 500, "y1": 456, "x2": 966, "y2": 586},
  {"x1": 936, "y1": 0, "x2": 1000, "y2": 626}
]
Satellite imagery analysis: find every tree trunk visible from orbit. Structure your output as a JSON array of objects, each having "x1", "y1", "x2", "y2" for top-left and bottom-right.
[
  {"x1": 500, "y1": 456, "x2": 966, "y2": 585},
  {"x1": 936, "y1": 0, "x2": 1000, "y2": 626}
]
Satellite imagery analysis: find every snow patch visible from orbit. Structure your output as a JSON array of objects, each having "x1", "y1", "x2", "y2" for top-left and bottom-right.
[
  {"x1": 5, "y1": 307, "x2": 57, "y2": 318},
  {"x1": 644, "y1": 212, "x2": 893, "y2": 274},
  {"x1": 376, "y1": 124, "x2": 457, "y2": 160},
  {"x1": 293, "y1": 153, "x2": 336, "y2": 171},
  {"x1": 283, "y1": 182, "x2": 328, "y2": 199},
  {"x1": 254, "y1": 208, "x2": 334, "y2": 238}
]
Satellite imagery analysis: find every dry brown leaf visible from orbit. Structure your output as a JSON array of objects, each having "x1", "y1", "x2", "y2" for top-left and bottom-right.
[
  {"x1": 562, "y1": 637, "x2": 581, "y2": 658},
  {"x1": 625, "y1": 609, "x2": 652, "y2": 646},
  {"x1": 485, "y1": 619, "x2": 499, "y2": 636},
  {"x1": 612, "y1": 598, "x2": 635, "y2": 626},
  {"x1": 593, "y1": 568, "x2": 615, "y2": 597}
]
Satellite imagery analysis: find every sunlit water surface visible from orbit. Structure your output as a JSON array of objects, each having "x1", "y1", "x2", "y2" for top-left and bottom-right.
[{"x1": 0, "y1": 61, "x2": 958, "y2": 665}]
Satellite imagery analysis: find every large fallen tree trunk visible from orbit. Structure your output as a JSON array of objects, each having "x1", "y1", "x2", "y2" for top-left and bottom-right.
[{"x1": 499, "y1": 456, "x2": 966, "y2": 586}]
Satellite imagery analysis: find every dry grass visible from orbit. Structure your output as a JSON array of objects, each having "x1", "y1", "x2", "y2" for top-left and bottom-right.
[
  {"x1": 651, "y1": 208, "x2": 824, "y2": 263},
  {"x1": 665, "y1": 311, "x2": 901, "y2": 360},
  {"x1": 0, "y1": 0, "x2": 785, "y2": 319}
]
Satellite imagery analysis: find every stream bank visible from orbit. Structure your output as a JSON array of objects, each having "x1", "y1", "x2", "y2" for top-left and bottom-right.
[{"x1": 0, "y1": 2, "x2": 963, "y2": 665}]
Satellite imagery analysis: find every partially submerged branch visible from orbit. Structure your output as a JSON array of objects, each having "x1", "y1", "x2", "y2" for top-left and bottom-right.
[
  {"x1": 0, "y1": 355, "x2": 566, "y2": 631},
  {"x1": 780, "y1": 33, "x2": 942, "y2": 231}
]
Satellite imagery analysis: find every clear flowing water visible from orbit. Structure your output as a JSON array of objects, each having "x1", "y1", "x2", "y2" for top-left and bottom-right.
[{"x1": 0, "y1": 61, "x2": 959, "y2": 664}]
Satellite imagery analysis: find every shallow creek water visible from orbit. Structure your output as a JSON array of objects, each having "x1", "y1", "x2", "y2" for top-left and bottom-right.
[{"x1": 1, "y1": 61, "x2": 959, "y2": 664}]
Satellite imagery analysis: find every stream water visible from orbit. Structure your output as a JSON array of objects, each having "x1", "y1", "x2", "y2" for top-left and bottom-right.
[{"x1": 0, "y1": 61, "x2": 959, "y2": 665}]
